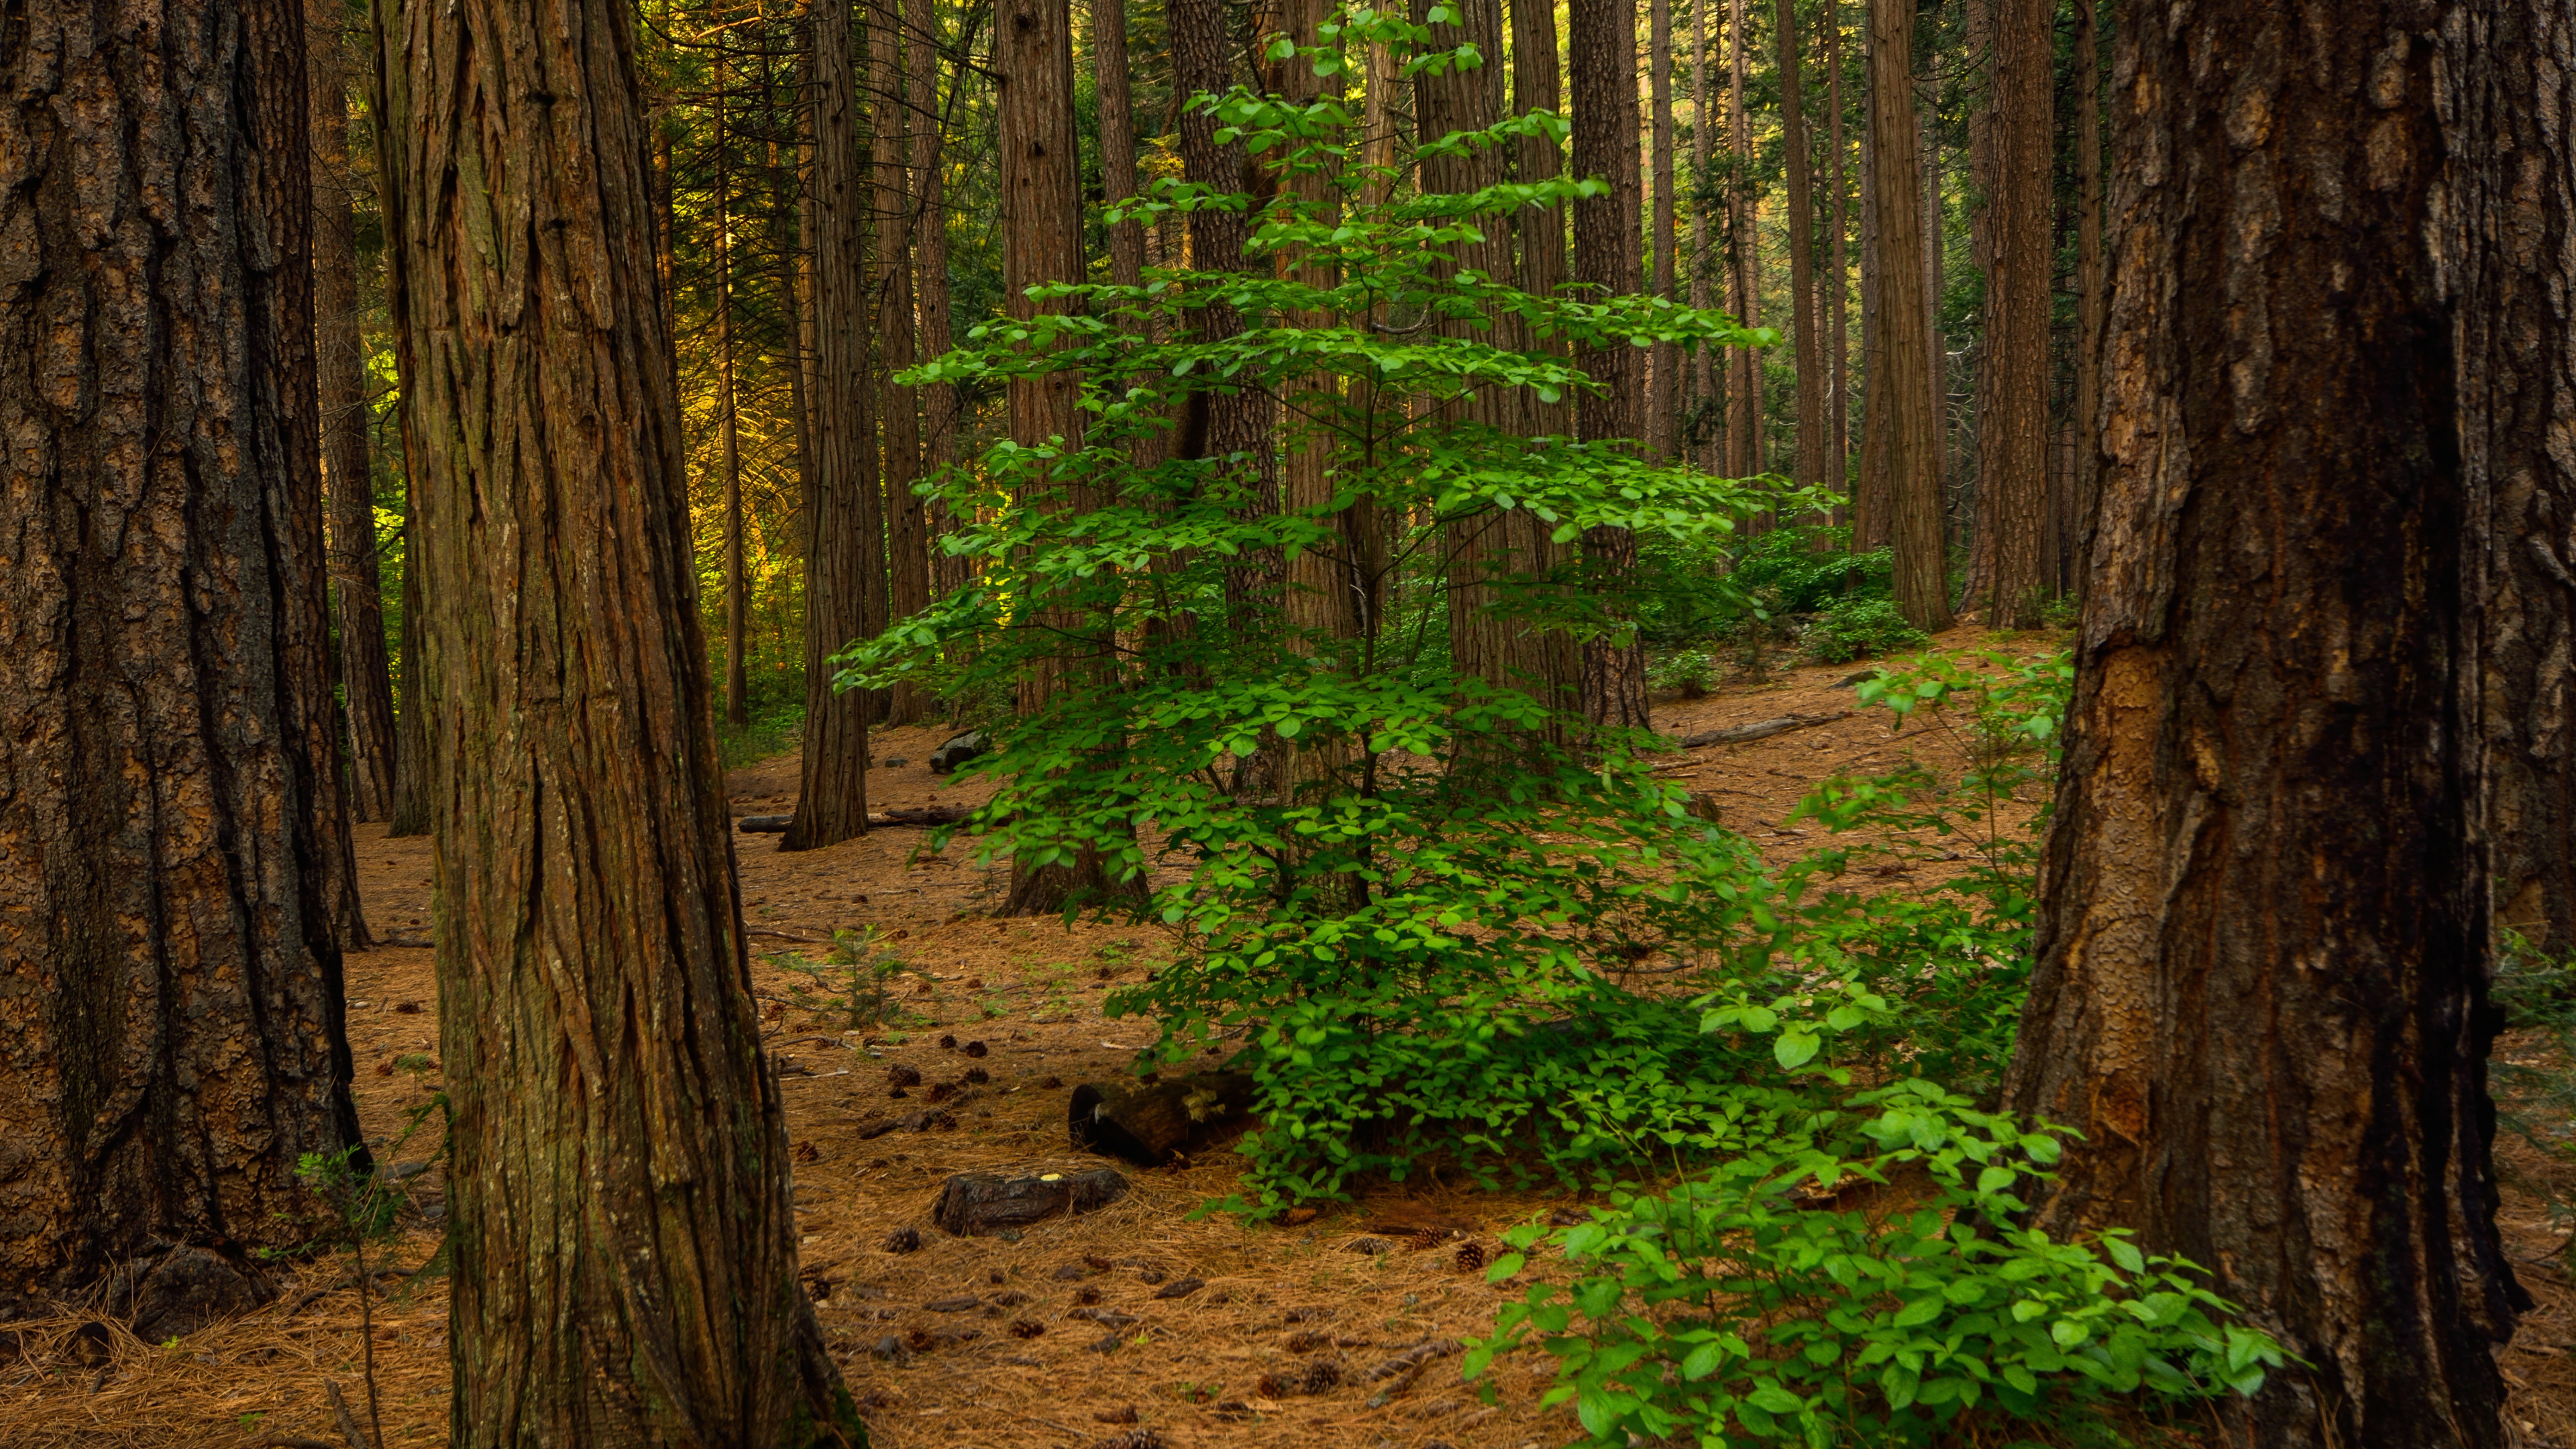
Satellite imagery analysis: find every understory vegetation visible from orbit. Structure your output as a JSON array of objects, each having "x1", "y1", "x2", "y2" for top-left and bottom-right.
[{"x1": 837, "y1": 21, "x2": 2281, "y2": 1444}]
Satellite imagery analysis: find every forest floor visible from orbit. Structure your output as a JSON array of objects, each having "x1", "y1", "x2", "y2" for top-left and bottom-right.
[{"x1": 8, "y1": 625, "x2": 2576, "y2": 1448}]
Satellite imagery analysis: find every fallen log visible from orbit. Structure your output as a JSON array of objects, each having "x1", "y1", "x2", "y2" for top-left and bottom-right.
[
  {"x1": 1069, "y1": 1071, "x2": 1257, "y2": 1165},
  {"x1": 928, "y1": 1168, "x2": 1128, "y2": 1236},
  {"x1": 1674, "y1": 710, "x2": 1851, "y2": 748},
  {"x1": 738, "y1": 805, "x2": 977, "y2": 834}
]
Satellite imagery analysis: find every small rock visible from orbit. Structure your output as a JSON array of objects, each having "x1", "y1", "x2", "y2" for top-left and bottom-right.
[
  {"x1": 928, "y1": 731, "x2": 988, "y2": 775},
  {"x1": 869, "y1": 1335, "x2": 907, "y2": 1360}
]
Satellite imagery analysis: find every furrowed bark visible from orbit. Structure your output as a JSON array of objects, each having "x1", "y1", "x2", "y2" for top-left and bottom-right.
[
  {"x1": 372, "y1": 0, "x2": 858, "y2": 1437},
  {"x1": 1865, "y1": 0, "x2": 1948, "y2": 627},
  {"x1": 1569, "y1": 0, "x2": 1652, "y2": 731},
  {"x1": 0, "y1": 0, "x2": 365, "y2": 1317},
  {"x1": 2006, "y1": 3, "x2": 2520, "y2": 1442}
]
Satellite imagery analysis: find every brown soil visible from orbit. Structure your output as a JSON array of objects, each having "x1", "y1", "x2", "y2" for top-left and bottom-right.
[{"x1": 6, "y1": 629, "x2": 2569, "y2": 1448}]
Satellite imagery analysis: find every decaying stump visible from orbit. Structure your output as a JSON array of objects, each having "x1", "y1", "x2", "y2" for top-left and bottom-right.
[
  {"x1": 1068, "y1": 1072, "x2": 1256, "y2": 1165},
  {"x1": 928, "y1": 1169, "x2": 1128, "y2": 1236}
]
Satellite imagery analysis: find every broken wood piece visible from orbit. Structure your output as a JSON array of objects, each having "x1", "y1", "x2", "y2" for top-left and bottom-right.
[
  {"x1": 1674, "y1": 710, "x2": 1853, "y2": 748},
  {"x1": 739, "y1": 806, "x2": 975, "y2": 834},
  {"x1": 1069, "y1": 1071, "x2": 1256, "y2": 1165},
  {"x1": 739, "y1": 814, "x2": 793, "y2": 833},
  {"x1": 928, "y1": 1168, "x2": 1128, "y2": 1236}
]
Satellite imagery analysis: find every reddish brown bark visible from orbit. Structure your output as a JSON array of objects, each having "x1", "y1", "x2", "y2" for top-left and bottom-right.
[
  {"x1": 913, "y1": 0, "x2": 971, "y2": 601},
  {"x1": 1975, "y1": 0, "x2": 2047, "y2": 625},
  {"x1": 788, "y1": 0, "x2": 876, "y2": 853},
  {"x1": 372, "y1": 0, "x2": 857, "y2": 1435},
  {"x1": 1865, "y1": 0, "x2": 1947, "y2": 627},
  {"x1": 0, "y1": 0, "x2": 365, "y2": 1320},
  {"x1": 1569, "y1": 0, "x2": 1650, "y2": 731},
  {"x1": 875, "y1": 0, "x2": 931, "y2": 727}
]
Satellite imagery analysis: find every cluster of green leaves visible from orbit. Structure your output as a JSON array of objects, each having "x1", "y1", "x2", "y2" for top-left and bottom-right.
[
  {"x1": 776, "y1": 926, "x2": 914, "y2": 1030},
  {"x1": 1468, "y1": 1081, "x2": 2287, "y2": 1448},
  {"x1": 1640, "y1": 527, "x2": 1923, "y2": 682},
  {"x1": 840, "y1": 12, "x2": 1872, "y2": 1207}
]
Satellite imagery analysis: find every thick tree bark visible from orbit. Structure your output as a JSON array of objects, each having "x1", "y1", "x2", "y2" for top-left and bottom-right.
[
  {"x1": 1774, "y1": 0, "x2": 1822, "y2": 490},
  {"x1": 1496, "y1": 0, "x2": 1579, "y2": 728},
  {"x1": 373, "y1": 0, "x2": 859, "y2": 1438},
  {"x1": 1866, "y1": 0, "x2": 1948, "y2": 627},
  {"x1": 2455, "y1": 4, "x2": 2576, "y2": 955},
  {"x1": 788, "y1": 0, "x2": 875, "y2": 853},
  {"x1": 1002, "y1": 0, "x2": 1120, "y2": 916},
  {"x1": 309, "y1": 1, "x2": 398, "y2": 824},
  {"x1": 2005, "y1": 4, "x2": 2522, "y2": 1444},
  {"x1": 1095, "y1": 0, "x2": 1148, "y2": 298},
  {"x1": 874, "y1": 0, "x2": 930, "y2": 727},
  {"x1": 1647, "y1": 0, "x2": 1677, "y2": 461},
  {"x1": 1570, "y1": 0, "x2": 1651, "y2": 731},
  {"x1": 0, "y1": 0, "x2": 368, "y2": 1320},
  {"x1": 1975, "y1": 0, "x2": 2047, "y2": 625},
  {"x1": 912, "y1": 0, "x2": 971, "y2": 601},
  {"x1": 1824, "y1": 0, "x2": 1850, "y2": 494}
]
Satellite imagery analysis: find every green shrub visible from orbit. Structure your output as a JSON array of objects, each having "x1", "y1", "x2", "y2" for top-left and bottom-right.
[
  {"x1": 1468, "y1": 1082, "x2": 2286, "y2": 1448},
  {"x1": 1801, "y1": 595, "x2": 1929, "y2": 665}
]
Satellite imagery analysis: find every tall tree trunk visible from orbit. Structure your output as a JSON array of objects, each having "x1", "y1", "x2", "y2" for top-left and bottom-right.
[
  {"x1": 1427, "y1": 0, "x2": 1536, "y2": 708},
  {"x1": 1774, "y1": 0, "x2": 1822, "y2": 490},
  {"x1": 1866, "y1": 0, "x2": 1948, "y2": 625},
  {"x1": 1570, "y1": 0, "x2": 1651, "y2": 730},
  {"x1": 1096, "y1": 0, "x2": 1149, "y2": 297},
  {"x1": 390, "y1": 529, "x2": 434, "y2": 837},
  {"x1": 1725, "y1": 0, "x2": 1762, "y2": 478},
  {"x1": 1496, "y1": 0, "x2": 1578, "y2": 726},
  {"x1": 373, "y1": 0, "x2": 860, "y2": 1437},
  {"x1": 788, "y1": 0, "x2": 876, "y2": 853},
  {"x1": 309, "y1": 0, "x2": 398, "y2": 824},
  {"x1": 1824, "y1": 0, "x2": 1850, "y2": 494},
  {"x1": 1648, "y1": 0, "x2": 1678, "y2": 460},
  {"x1": 1173, "y1": 0, "x2": 1279, "y2": 622},
  {"x1": 2070, "y1": 0, "x2": 2102, "y2": 583},
  {"x1": 875, "y1": 0, "x2": 930, "y2": 727},
  {"x1": 1975, "y1": 0, "x2": 2047, "y2": 625},
  {"x1": 714, "y1": 54, "x2": 751, "y2": 729},
  {"x1": 0, "y1": 0, "x2": 368, "y2": 1322},
  {"x1": 1689, "y1": 0, "x2": 1715, "y2": 469},
  {"x1": 2459, "y1": 3, "x2": 2576, "y2": 958},
  {"x1": 913, "y1": 0, "x2": 971, "y2": 601},
  {"x1": 1854, "y1": 33, "x2": 1891, "y2": 551},
  {"x1": 2006, "y1": 7, "x2": 2534, "y2": 1445},
  {"x1": 1002, "y1": 0, "x2": 1118, "y2": 915}
]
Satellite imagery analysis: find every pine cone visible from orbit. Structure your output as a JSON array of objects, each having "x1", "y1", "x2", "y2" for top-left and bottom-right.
[{"x1": 1454, "y1": 1241, "x2": 1487, "y2": 1273}]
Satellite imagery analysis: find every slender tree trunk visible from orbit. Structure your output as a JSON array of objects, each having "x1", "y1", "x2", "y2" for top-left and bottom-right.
[
  {"x1": 874, "y1": 0, "x2": 930, "y2": 726},
  {"x1": 374, "y1": 0, "x2": 859, "y2": 1436},
  {"x1": 309, "y1": 1, "x2": 397, "y2": 824},
  {"x1": 1976, "y1": 0, "x2": 2047, "y2": 625},
  {"x1": 1570, "y1": 0, "x2": 1651, "y2": 730},
  {"x1": 1002, "y1": 0, "x2": 1118, "y2": 915},
  {"x1": 2007, "y1": 6, "x2": 2531, "y2": 1444},
  {"x1": 2070, "y1": 0, "x2": 2102, "y2": 584},
  {"x1": 1774, "y1": 0, "x2": 1821, "y2": 490},
  {"x1": 913, "y1": 0, "x2": 971, "y2": 601},
  {"x1": 1689, "y1": 0, "x2": 1715, "y2": 469},
  {"x1": 1867, "y1": 0, "x2": 1948, "y2": 625},
  {"x1": 1648, "y1": 0, "x2": 1678, "y2": 460},
  {"x1": 1855, "y1": 36, "x2": 1891, "y2": 551},
  {"x1": 1825, "y1": 0, "x2": 1850, "y2": 493},
  {"x1": 0, "y1": 0, "x2": 368, "y2": 1323},
  {"x1": 1725, "y1": 0, "x2": 1760, "y2": 477},
  {"x1": 1096, "y1": 0, "x2": 1148, "y2": 296},
  {"x1": 1497, "y1": 0, "x2": 1579, "y2": 726},
  {"x1": 788, "y1": 0, "x2": 875, "y2": 852},
  {"x1": 2458, "y1": 1, "x2": 2576, "y2": 959},
  {"x1": 714, "y1": 56, "x2": 751, "y2": 729}
]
